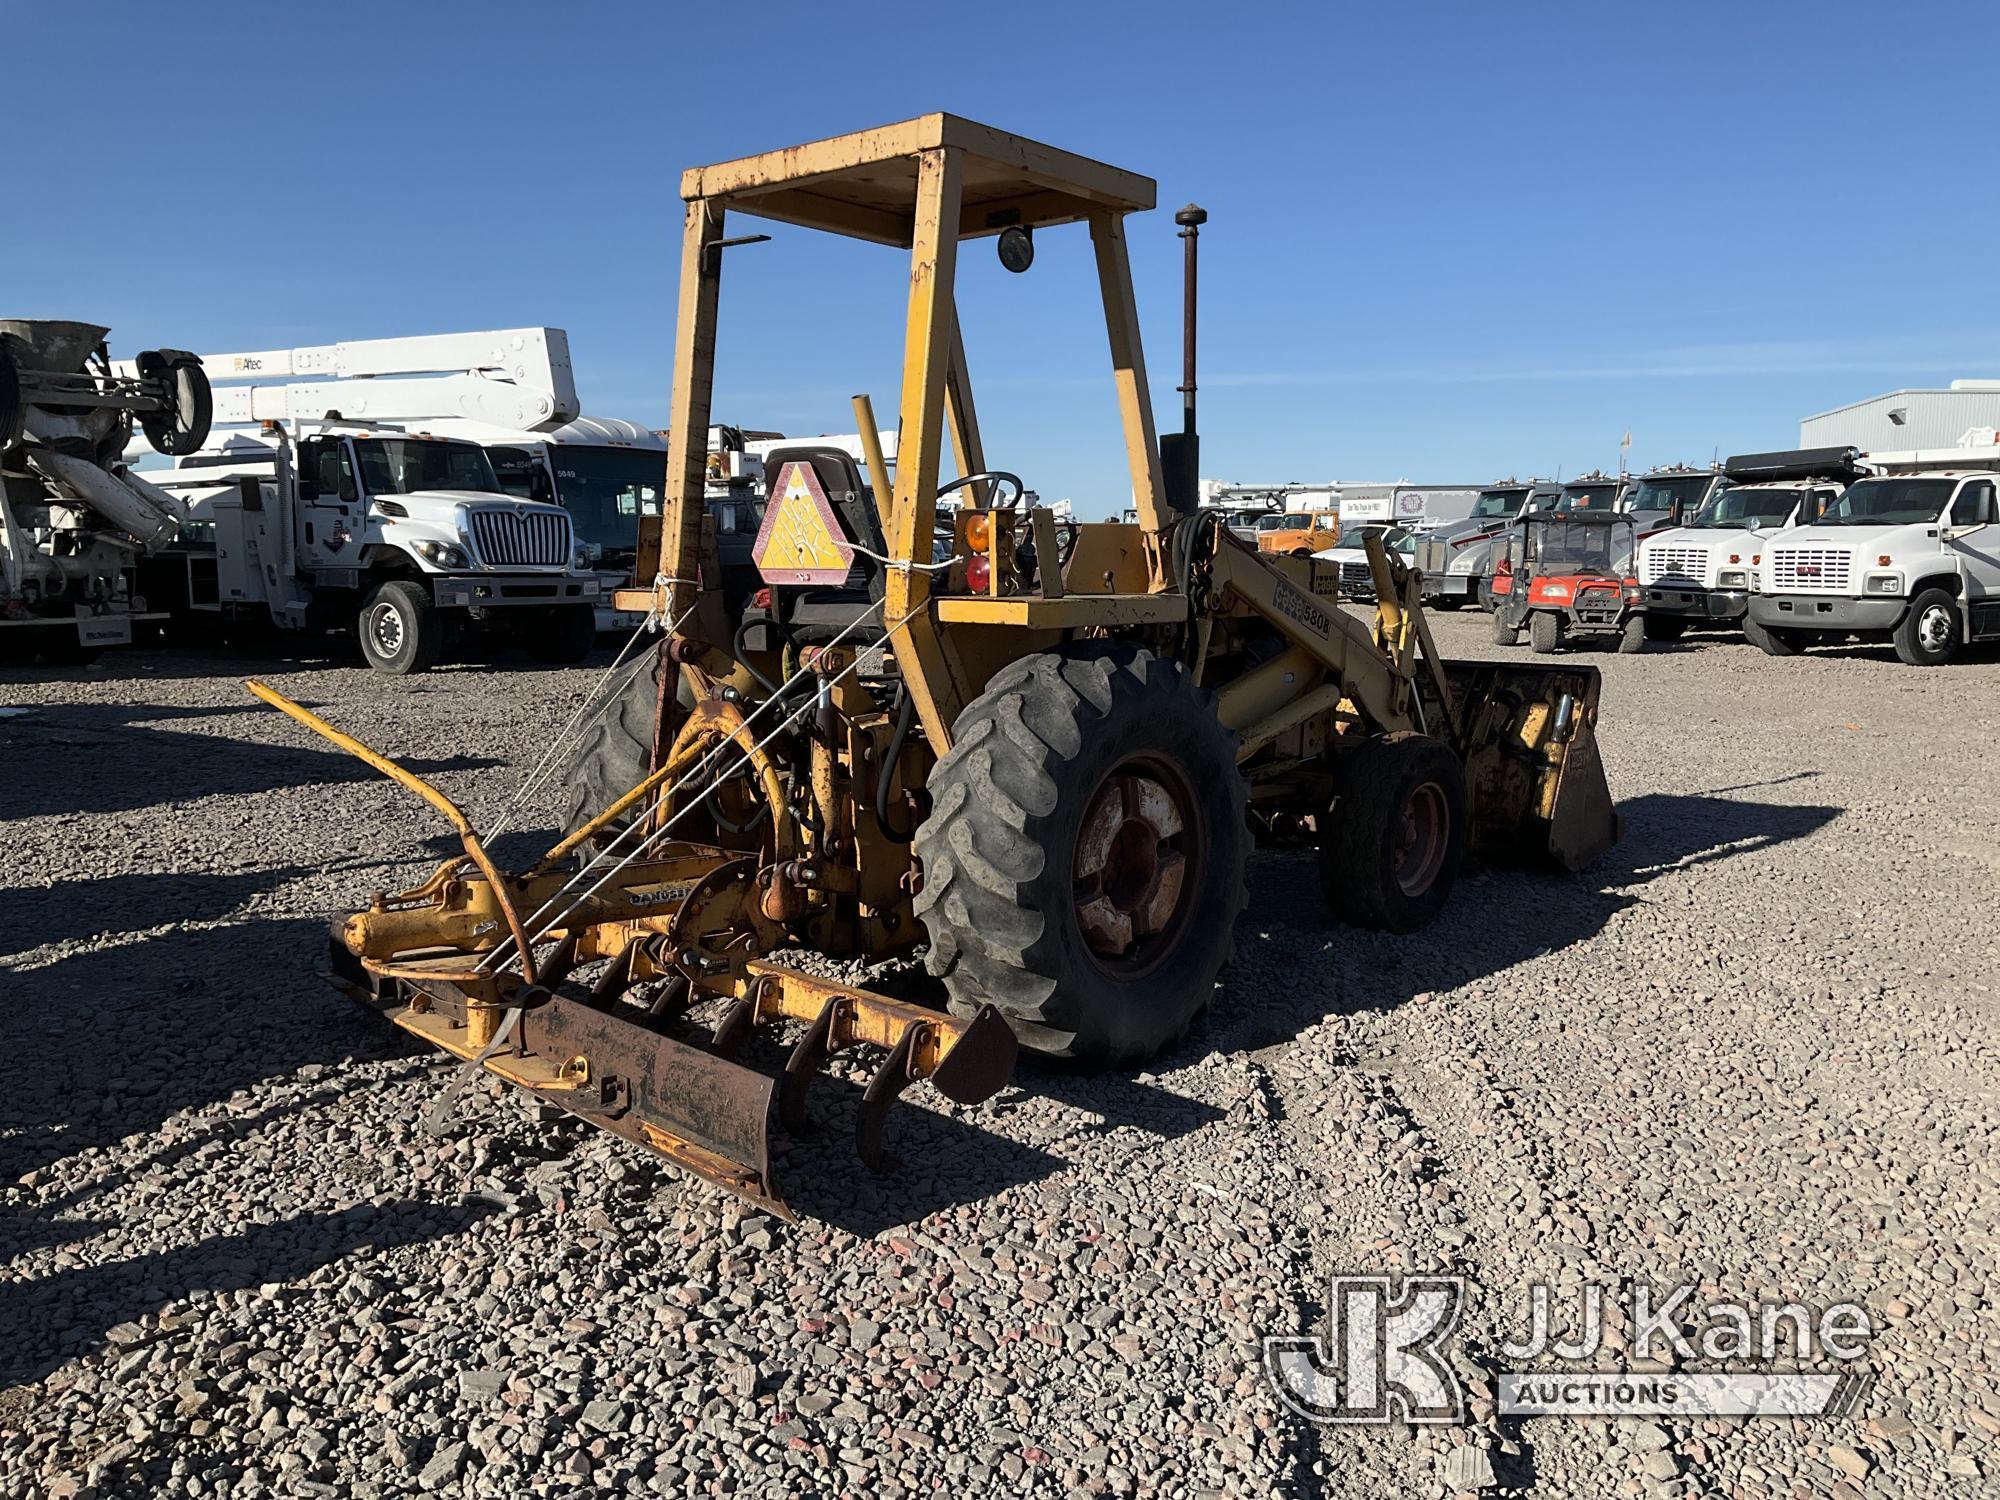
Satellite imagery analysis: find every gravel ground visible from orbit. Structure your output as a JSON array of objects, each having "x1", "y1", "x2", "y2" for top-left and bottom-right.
[{"x1": 2, "y1": 618, "x2": 1996, "y2": 1499}]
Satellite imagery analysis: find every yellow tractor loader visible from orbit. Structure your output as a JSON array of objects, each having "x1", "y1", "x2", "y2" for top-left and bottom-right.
[{"x1": 252, "y1": 115, "x2": 1618, "y2": 1217}]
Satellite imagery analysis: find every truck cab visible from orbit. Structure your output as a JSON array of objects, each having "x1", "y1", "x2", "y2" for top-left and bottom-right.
[
  {"x1": 1748, "y1": 463, "x2": 2000, "y2": 665},
  {"x1": 1255, "y1": 507, "x2": 1340, "y2": 556},
  {"x1": 1415, "y1": 478, "x2": 1561, "y2": 609},
  {"x1": 1637, "y1": 448, "x2": 1856, "y2": 639},
  {"x1": 1623, "y1": 465, "x2": 1727, "y2": 532}
]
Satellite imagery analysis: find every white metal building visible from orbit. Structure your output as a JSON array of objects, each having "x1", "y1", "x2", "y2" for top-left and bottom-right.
[{"x1": 1800, "y1": 380, "x2": 2000, "y2": 452}]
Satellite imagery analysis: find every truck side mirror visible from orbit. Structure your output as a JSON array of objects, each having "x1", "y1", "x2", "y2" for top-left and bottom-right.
[
  {"x1": 530, "y1": 466, "x2": 554, "y2": 503},
  {"x1": 296, "y1": 449, "x2": 320, "y2": 501}
]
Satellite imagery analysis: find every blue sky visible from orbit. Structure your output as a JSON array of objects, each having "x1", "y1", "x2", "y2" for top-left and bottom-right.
[{"x1": 11, "y1": 1, "x2": 1999, "y2": 511}]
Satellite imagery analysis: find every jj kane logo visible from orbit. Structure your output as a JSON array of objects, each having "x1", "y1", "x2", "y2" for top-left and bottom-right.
[{"x1": 1267, "y1": 1274, "x2": 1875, "y2": 1424}]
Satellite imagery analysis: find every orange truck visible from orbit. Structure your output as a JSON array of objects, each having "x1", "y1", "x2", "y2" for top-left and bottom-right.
[{"x1": 1255, "y1": 508, "x2": 1341, "y2": 555}]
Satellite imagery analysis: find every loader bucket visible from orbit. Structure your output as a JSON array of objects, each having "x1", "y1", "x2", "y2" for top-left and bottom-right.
[{"x1": 1442, "y1": 659, "x2": 1621, "y2": 871}]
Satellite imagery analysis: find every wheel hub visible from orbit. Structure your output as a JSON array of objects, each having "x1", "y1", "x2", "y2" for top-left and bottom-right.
[
  {"x1": 1394, "y1": 782, "x2": 1449, "y2": 897},
  {"x1": 1072, "y1": 770, "x2": 1191, "y2": 961},
  {"x1": 369, "y1": 603, "x2": 405, "y2": 654},
  {"x1": 1918, "y1": 605, "x2": 1952, "y2": 652}
]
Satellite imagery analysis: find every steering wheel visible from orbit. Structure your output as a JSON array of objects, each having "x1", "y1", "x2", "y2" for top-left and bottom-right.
[{"x1": 935, "y1": 471, "x2": 1025, "y2": 509}]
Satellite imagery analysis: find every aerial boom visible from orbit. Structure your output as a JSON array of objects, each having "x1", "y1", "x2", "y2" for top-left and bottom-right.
[{"x1": 117, "y1": 328, "x2": 579, "y2": 438}]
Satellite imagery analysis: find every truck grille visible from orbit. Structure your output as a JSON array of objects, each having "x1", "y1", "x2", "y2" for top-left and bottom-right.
[
  {"x1": 1642, "y1": 544, "x2": 1711, "y2": 587},
  {"x1": 1769, "y1": 546, "x2": 1852, "y2": 593},
  {"x1": 1339, "y1": 560, "x2": 1373, "y2": 596},
  {"x1": 465, "y1": 506, "x2": 572, "y2": 568}
]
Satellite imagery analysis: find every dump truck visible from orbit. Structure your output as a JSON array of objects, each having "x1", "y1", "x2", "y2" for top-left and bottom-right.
[
  {"x1": 252, "y1": 117, "x2": 1621, "y2": 1216},
  {"x1": 0, "y1": 320, "x2": 210, "y2": 664}
]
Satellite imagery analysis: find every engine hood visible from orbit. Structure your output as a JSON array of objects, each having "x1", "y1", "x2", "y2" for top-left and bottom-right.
[
  {"x1": 392, "y1": 490, "x2": 568, "y2": 517},
  {"x1": 1642, "y1": 524, "x2": 1767, "y2": 555},
  {"x1": 1769, "y1": 523, "x2": 1926, "y2": 550}
]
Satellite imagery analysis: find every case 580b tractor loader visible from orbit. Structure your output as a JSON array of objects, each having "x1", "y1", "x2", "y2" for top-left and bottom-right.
[{"x1": 251, "y1": 116, "x2": 1620, "y2": 1217}]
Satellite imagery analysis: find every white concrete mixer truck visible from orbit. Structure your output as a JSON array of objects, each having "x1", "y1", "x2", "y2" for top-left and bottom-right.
[{"x1": 0, "y1": 319, "x2": 207, "y2": 664}]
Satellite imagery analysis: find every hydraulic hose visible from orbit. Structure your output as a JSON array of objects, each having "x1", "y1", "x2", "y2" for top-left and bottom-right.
[{"x1": 873, "y1": 684, "x2": 918, "y2": 844}]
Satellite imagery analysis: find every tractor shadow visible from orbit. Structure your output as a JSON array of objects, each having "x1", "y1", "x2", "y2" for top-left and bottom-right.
[
  {"x1": 0, "y1": 697, "x2": 503, "y2": 821},
  {"x1": 0, "y1": 1198, "x2": 494, "y2": 1389},
  {"x1": 0, "y1": 903, "x2": 421, "y2": 1192},
  {"x1": 1205, "y1": 786, "x2": 1843, "y2": 1056},
  {"x1": 742, "y1": 785, "x2": 1843, "y2": 1231}
]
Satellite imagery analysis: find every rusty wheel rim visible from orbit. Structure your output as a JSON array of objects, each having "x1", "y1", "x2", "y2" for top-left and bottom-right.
[
  {"x1": 1071, "y1": 755, "x2": 1204, "y2": 977},
  {"x1": 1394, "y1": 781, "x2": 1449, "y2": 897}
]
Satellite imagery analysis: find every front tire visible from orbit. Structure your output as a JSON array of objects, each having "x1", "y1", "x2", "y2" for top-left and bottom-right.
[
  {"x1": 1617, "y1": 615, "x2": 1647, "y2": 654},
  {"x1": 358, "y1": 579, "x2": 443, "y2": 675},
  {"x1": 1893, "y1": 588, "x2": 1960, "y2": 666},
  {"x1": 1529, "y1": 610, "x2": 1562, "y2": 654},
  {"x1": 1643, "y1": 614, "x2": 1688, "y2": 642},
  {"x1": 1744, "y1": 617, "x2": 1805, "y2": 657},
  {"x1": 914, "y1": 644, "x2": 1249, "y2": 1067},
  {"x1": 530, "y1": 603, "x2": 598, "y2": 664},
  {"x1": 1319, "y1": 733, "x2": 1467, "y2": 933},
  {"x1": 37, "y1": 626, "x2": 101, "y2": 667}
]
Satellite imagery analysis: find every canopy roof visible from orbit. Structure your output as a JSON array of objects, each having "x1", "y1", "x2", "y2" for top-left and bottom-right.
[{"x1": 680, "y1": 113, "x2": 1157, "y2": 247}]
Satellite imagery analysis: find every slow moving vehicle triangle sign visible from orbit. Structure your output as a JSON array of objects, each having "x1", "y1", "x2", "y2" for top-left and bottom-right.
[{"x1": 752, "y1": 460, "x2": 857, "y2": 586}]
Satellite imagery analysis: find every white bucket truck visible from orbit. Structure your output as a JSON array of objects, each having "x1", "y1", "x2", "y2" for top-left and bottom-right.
[
  {"x1": 133, "y1": 330, "x2": 600, "y2": 674},
  {"x1": 1747, "y1": 434, "x2": 2000, "y2": 665}
]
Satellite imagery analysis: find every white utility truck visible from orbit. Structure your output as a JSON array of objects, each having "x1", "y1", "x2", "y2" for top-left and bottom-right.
[
  {"x1": 1748, "y1": 435, "x2": 2000, "y2": 665},
  {"x1": 1637, "y1": 448, "x2": 1856, "y2": 641},
  {"x1": 1, "y1": 319, "x2": 206, "y2": 663},
  {"x1": 131, "y1": 330, "x2": 600, "y2": 674}
]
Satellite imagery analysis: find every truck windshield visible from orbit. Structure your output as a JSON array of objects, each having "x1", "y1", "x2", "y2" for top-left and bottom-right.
[
  {"x1": 1470, "y1": 489, "x2": 1526, "y2": 519},
  {"x1": 1559, "y1": 483, "x2": 1619, "y2": 511},
  {"x1": 1689, "y1": 488, "x2": 1800, "y2": 528},
  {"x1": 1816, "y1": 477, "x2": 1952, "y2": 526},
  {"x1": 355, "y1": 439, "x2": 502, "y2": 496},
  {"x1": 551, "y1": 445, "x2": 666, "y2": 552},
  {"x1": 1628, "y1": 474, "x2": 1717, "y2": 514},
  {"x1": 1531, "y1": 520, "x2": 1635, "y2": 573}
]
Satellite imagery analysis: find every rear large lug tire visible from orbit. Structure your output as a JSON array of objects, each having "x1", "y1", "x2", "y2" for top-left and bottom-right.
[
  {"x1": 1893, "y1": 588, "x2": 1960, "y2": 667},
  {"x1": 561, "y1": 645, "x2": 683, "y2": 842},
  {"x1": 914, "y1": 643, "x2": 1249, "y2": 1068},
  {"x1": 357, "y1": 579, "x2": 443, "y2": 675},
  {"x1": 1490, "y1": 609, "x2": 1521, "y2": 646},
  {"x1": 1319, "y1": 732, "x2": 1468, "y2": 933}
]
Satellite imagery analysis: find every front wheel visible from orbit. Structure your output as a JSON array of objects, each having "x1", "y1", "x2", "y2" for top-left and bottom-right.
[
  {"x1": 915, "y1": 644, "x2": 1249, "y2": 1068},
  {"x1": 358, "y1": 579, "x2": 443, "y2": 675},
  {"x1": 1744, "y1": 617, "x2": 1805, "y2": 657},
  {"x1": 1643, "y1": 614, "x2": 1688, "y2": 642},
  {"x1": 530, "y1": 603, "x2": 598, "y2": 664},
  {"x1": 1529, "y1": 610, "x2": 1562, "y2": 654},
  {"x1": 1617, "y1": 615, "x2": 1647, "y2": 654},
  {"x1": 1319, "y1": 733, "x2": 1467, "y2": 933},
  {"x1": 1893, "y1": 588, "x2": 1960, "y2": 666}
]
